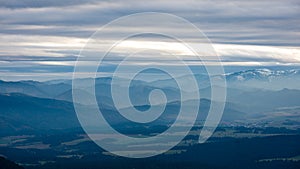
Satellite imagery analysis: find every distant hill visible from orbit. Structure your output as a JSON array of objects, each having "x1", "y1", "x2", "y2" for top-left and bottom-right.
[
  {"x1": 0, "y1": 156, "x2": 24, "y2": 169},
  {"x1": 1, "y1": 68, "x2": 300, "y2": 103},
  {"x1": 0, "y1": 80, "x2": 70, "y2": 99},
  {"x1": 228, "y1": 88, "x2": 300, "y2": 113},
  {"x1": 0, "y1": 92, "x2": 247, "y2": 137},
  {"x1": 1, "y1": 68, "x2": 300, "y2": 134},
  {"x1": 0, "y1": 93, "x2": 80, "y2": 136}
]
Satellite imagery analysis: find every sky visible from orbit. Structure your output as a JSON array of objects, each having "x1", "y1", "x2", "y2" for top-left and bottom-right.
[{"x1": 0, "y1": 0, "x2": 299, "y2": 81}]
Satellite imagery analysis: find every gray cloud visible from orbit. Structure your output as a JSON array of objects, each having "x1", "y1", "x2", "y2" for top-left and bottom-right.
[
  {"x1": 0, "y1": 0, "x2": 299, "y2": 80},
  {"x1": 0, "y1": 0, "x2": 299, "y2": 46},
  {"x1": 0, "y1": 0, "x2": 99, "y2": 8}
]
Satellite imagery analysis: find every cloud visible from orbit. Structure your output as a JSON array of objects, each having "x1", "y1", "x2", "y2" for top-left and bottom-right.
[
  {"x1": 0, "y1": 0, "x2": 299, "y2": 45},
  {"x1": 213, "y1": 44, "x2": 300, "y2": 63},
  {"x1": 0, "y1": 0, "x2": 99, "y2": 8},
  {"x1": 0, "y1": 0, "x2": 299, "y2": 80}
]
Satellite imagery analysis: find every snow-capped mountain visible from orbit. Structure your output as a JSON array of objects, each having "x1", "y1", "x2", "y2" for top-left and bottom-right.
[{"x1": 225, "y1": 69, "x2": 300, "y2": 82}]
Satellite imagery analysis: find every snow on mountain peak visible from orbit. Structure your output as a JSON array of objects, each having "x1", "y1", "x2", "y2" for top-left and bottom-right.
[{"x1": 226, "y1": 69, "x2": 300, "y2": 81}]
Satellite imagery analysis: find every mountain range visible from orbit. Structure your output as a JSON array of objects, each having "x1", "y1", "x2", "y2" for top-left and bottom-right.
[{"x1": 0, "y1": 68, "x2": 300, "y2": 136}]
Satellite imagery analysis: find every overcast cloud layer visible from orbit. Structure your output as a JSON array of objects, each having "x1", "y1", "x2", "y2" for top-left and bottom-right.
[{"x1": 0, "y1": 0, "x2": 299, "y2": 80}]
